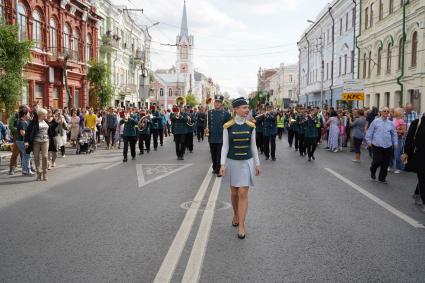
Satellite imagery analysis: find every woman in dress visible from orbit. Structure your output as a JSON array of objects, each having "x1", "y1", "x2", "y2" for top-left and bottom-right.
[
  {"x1": 70, "y1": 109, "x2": 80, "y2": 146},
  {"x1": 392, "y1": 108, "x2": 406, "y2": 173},
  {"x1": 326, "y1": 111, "x2": 340, "y2": 152},
  {"x1": 219, "y1": 97, "x2": 261, "y2": 239}
]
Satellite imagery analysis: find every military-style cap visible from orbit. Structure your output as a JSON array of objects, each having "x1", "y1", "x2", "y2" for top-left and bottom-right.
[
  {"x1": 214, "y1": 95, "x2": 224, "y2": 102},
  {"x1": 232, "y1": 97, "x2": 248, "y2": 108}
]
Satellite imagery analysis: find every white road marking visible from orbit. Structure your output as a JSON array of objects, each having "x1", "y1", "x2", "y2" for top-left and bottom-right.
[
  {"x1": 136, "y1": 164, "x2": 193, "y2": 188},
  {"x1": 182, "y1": 176, "x2": 222, "y2": 283},
  {"x1": 325, "y1": 168, "x2": 425, "y2": 229},
  {"x1": 153, "y1": 168, "x2": 213, "y2": 283},
  {"x1": 136, "y1": 164, "x2": 145, "y2": 186},
  {"x1": 102, "y1": 162, "x2": 122, "y2": 170}
]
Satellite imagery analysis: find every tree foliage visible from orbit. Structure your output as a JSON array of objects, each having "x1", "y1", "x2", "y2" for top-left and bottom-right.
[
  {"x1": 0, "y1": 24, "x2": 32, "y2": 113},
  {"x1": 185, "y1": 94, "x2": 198, "y2": 107},
  {"x1": 87, "y1": 61, "x2": 112, "y2": 108}
]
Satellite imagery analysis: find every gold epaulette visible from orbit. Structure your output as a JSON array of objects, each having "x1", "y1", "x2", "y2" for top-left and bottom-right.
[
  {"x1": 246, "y1": 120, "x2": 256, "y2": 128},
  {"x1": 223, "y1": 119, "x2": 236, "y2": 129}
]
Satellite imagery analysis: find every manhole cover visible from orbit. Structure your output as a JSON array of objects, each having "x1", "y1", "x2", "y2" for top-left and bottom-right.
[{"x1": 180, "y1": 200, "x2": 231, "y2": 211}]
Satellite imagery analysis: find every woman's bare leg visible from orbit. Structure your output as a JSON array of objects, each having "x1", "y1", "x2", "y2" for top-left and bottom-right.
[
  {"x1": 230, "y1": 186, "x2": 239, "y2": 224},
  {"x1": 237, "y1": 187, "x2": 249, "y2": 235}
]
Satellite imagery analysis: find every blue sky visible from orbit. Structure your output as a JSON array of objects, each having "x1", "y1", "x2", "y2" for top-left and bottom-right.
[{"x1": 118, "y1": 0, "x2": 329, "y2": 97}]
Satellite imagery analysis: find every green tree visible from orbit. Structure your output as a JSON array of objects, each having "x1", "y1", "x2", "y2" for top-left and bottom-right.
[
  {"x1": 0, "y1": 24, "x2": 32, "y2": 113},
  {"x1": 87, "y1": 61, "x2": 112, "y2": 108},
  {"x1": 185, "y1": 94, "x2": 198, "y2": 107}
]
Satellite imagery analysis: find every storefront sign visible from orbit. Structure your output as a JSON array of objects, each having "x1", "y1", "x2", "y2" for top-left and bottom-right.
[{"x1": 343, "y1": 79, "x2": 365, "y2": 101}]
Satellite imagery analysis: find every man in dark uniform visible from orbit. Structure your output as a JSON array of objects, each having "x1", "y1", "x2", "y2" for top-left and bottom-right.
[
  {"x1": 171, "y1": 109, "x2": 188, "y2": 160},
  {"x1": 206, "y1": 95, "x2": 231, "y2": 176},
  {"x1": 260, "y1": 103, "x2": 277, "y2": 161},
  {"x1": 150, "y1": 106, "x2": 160, "y2": 151},
  {"x1": 254, "y1": 105, "x2": 264, "y2": 154},
  {"x1": 184, "y1": 106, "x2": 195, "y2": 153},
  {"x1": 196, "y1": 106, "x2": 206, "y2": 142},
  {"x1": 138, "y1": 110, "x2": 151, "y2": 155}
]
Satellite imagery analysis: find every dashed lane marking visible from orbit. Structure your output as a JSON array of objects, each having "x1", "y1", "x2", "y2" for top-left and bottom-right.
[{"x1": 325, "y1": 168, "x2": 425, "y2": 229}]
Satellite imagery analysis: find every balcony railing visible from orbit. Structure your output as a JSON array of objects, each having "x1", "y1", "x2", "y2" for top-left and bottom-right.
[{"x1": 48, "y1": 47, "x2": 81, "y2": 62}]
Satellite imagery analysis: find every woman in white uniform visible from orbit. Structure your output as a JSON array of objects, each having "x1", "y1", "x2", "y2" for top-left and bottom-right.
[{"x1": 219, "y1": 97, "x2": 261, "y2": 239}]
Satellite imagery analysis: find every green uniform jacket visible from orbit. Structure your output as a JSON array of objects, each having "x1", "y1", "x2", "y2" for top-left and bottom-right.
[
  {"x1": 122, "y1": 118, "x2": 138, "y2": 137},
  {"x1": 207, "y1": 109, "x2": 231, "y2": 144},
  {"x1": 171, "y1": 113, "x2": 188, "y2": 135},
  {"x1": 262, "y1": 113, "x2": 278, "y2": 137},
  {"x1": 304, "y1": 118, "x2": 319, "y2": 138}
]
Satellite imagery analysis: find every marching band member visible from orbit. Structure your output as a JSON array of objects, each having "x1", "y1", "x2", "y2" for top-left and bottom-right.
[
  {"x1": 206, "y1": 95, "x2": 231, "y2": 177},
  {"x1": 196, "y1": 106, "x2": 207, "y2": 142},
  {"x1": 121, "y1": 112, "x2": 138, "y2": 162},
  {"x1": 260, "y1": 103, "x2": 277, "y2": 161},
  {"x1": 254, "y1": 105, "x2": 264, "y2": 154},
  {"x1": 150, "y1": 106, "x2": 161, "y2": 151},
  {"x1": 303, "y1": 110, "x2": 320, "y2": 161},
  {"x1": 138, "y1": 109, "x2": 151, "y2": 155},
  {"x1": 171, "y1": 107, "x2": 188, "y2": 160},
  {"x1": 219, "y1": 97, "x2": 261, "y2": 239},
  {"x1": 185, "y1": 105, "x2": 195, "y2": 153}
]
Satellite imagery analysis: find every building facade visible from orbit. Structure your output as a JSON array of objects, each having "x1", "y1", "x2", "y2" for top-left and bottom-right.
[
  {"x1": 266, "y1": 63, "x2": 299, "y2": 107},
  {"x1": 96, "y1": 0, "x2": 147, "y2": 108},
  {"x1": 358, "y1": 0, "x2": 424, "y2": 113},
  {"x1": 298, "y1": 0, "x2": 358, "y2": 108},
  {"x1": 2, "y1": 0, "x2": 100, "y2": 109}
]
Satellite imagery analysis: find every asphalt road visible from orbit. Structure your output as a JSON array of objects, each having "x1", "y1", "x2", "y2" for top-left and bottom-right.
[{"x1": 1, "y1": 134, "x2": 424, "y2": 282}]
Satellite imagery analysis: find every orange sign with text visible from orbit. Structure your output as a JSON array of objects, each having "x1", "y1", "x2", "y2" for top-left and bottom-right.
[{"x1": 342, "y1": 93, "x2": 365, "y2": 101}]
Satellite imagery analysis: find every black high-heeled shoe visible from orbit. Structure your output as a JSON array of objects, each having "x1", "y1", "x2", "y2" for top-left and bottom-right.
[
  {"x1": 237, "y1": 233, "x2": 245, "y2": 239},
  {"x1": 232, "y1": 221, "x2": 239, "y2": 227}
]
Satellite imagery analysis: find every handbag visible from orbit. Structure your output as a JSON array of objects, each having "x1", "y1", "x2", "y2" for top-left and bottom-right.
[{"x1": 54, "y1": 135, "x2": 63, "y2": 148}]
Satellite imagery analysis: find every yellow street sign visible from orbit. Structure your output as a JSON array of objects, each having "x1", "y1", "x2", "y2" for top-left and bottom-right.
[{"x1": 342, "y1": 93, "x2": 365, "y2": 101}]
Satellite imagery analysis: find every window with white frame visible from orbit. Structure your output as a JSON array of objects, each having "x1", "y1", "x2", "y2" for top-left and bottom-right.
[
  {"x1": 64, "y1": 23, "x2": 71, "y2": 50},
  {"x1": 49, "y1": 18, "x2": 57, "y2": 52},
  {"x1": 32, "y1": 10, "x2": 43, "y2": 48},
  {"x1": 17, "y1": 3, "x2": 28, "y2": 41}
]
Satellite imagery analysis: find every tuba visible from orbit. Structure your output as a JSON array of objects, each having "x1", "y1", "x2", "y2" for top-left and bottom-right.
[
  {"x1": 176, "y1": 96, "x2": 186, "y2": 108},
  {"x1": 138, "y1": 115, "x2": 149, "y2": 132}
]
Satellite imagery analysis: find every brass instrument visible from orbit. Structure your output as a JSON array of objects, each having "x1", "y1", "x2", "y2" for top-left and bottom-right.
[
  {"x1": 204, "y1": 97, "x2": 213, "y2": 137},
  {"x1": 176, "y1": 96, "x2": 186, "y2": 108},
  {"x1": 186, "y1": 115, "x2": 194, "y2": 127},
  {"x1": 138, "y1": 115, "x2": 149, "y2": 132}
]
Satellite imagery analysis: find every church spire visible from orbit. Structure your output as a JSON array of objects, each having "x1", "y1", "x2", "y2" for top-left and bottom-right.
[{"x1": 180, "y1": 0, "x2": 189, "y2": 38}]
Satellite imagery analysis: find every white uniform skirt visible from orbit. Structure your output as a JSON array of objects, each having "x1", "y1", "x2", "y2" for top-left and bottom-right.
[{"x1": 225, "y1": 158, "x2": 255, "y2": 187}]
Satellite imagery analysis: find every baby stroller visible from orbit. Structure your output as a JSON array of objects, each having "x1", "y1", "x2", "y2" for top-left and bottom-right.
[{"x1": 76, "y1": 128, "x2": 96, "y2": 154}]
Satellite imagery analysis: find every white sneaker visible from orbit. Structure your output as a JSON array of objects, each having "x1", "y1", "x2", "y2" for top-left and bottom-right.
[
  {"x1": 333, "y1": 149, "x2": 338, "y2": 153},
  {"x1": 394, "y1": 170, "x2": 401, "y2": 174},
  {"x1": 52, "y1": 162, "x2": 56, "y2": 168}
]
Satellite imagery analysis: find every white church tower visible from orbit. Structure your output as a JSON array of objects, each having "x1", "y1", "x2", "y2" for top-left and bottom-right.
[{"x1": 176, "y1": 0, "x2": 194, "y2": 95}]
